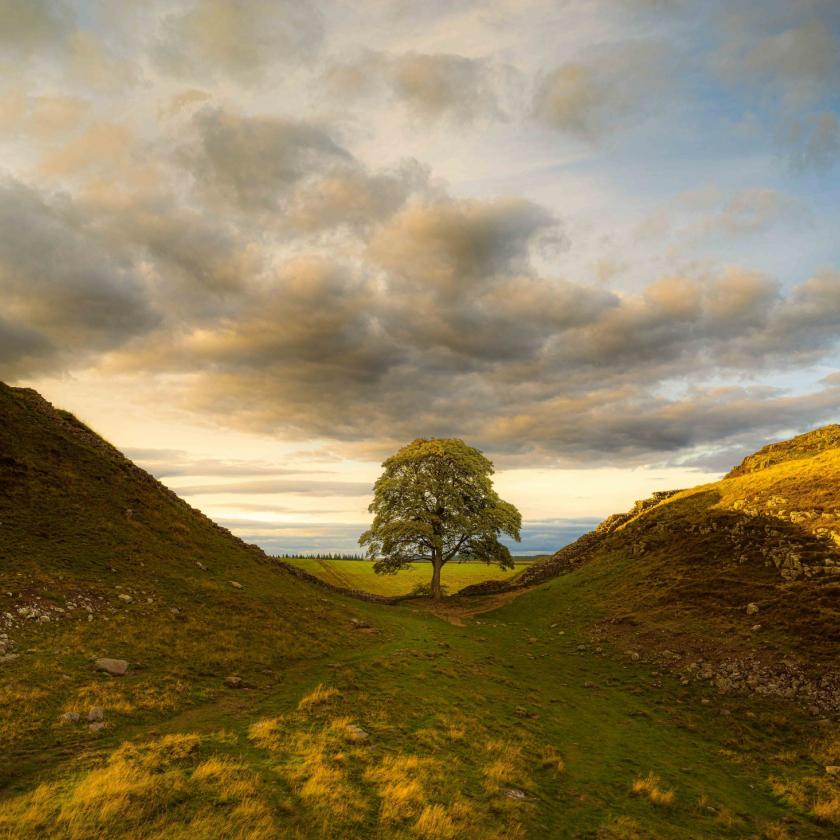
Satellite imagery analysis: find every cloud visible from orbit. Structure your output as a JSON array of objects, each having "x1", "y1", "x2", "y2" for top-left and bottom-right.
[
  {"x1": 182, "y1": 107, "x2": 352, "y2": 212},
  {"x1": 325, "y1": 51, "x2": 508, "y2": 124},
  {"x1": 125, "y1": 447, "x2": 329, "y2": 478},
  {"x1": 0, "y1": 179, "x2": 159, "y2": 378},
  {"x1": 715, "y1": 5, "x2": 840, "y2": 169},
  {"x1": 0, "y1": 0, "x2": 74, "y2": 58},
  {"x1": 533, "y1": 43, "x2": 670, "y2": 139},
  {"x1": 175, "y1": 479, "x2": 372, "y2": 496},
  {"x1": 155, "y1": 0, "x2": 324, "y2": 83}
]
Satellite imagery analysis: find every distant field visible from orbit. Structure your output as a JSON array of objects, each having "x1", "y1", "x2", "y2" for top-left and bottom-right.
[{"x1": 281, "y1": 557, "x2": 541, "y2": 595}]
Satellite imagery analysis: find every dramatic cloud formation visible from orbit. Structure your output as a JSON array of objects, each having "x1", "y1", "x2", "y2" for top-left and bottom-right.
[{"x1": 1, "y1": 0, "x2": 838, "y2": 550}]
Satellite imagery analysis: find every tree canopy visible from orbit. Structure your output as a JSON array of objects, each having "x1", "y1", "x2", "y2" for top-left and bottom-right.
[{"x1": 359, "y1": 438, "x2": 521, "y2": 599}]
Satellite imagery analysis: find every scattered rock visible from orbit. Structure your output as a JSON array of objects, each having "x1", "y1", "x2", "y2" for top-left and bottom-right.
[
  {"x1": 87, "y1": 706, "x2": 104, "y2": 722},
  {"x1": 95, "y1": 657, "x2": 129, "y2": 676},
  {"x1": 89, "y1": 722, "x2": 106, "y2": 733},
  {"x1": 350, "y1": 618, "x2": 372, "y2": 629},
  {"x1": 196, "y1": 561, "x2": 207, "y2": 571},
  {"x1": 746, "y1": 603, "x2": 760, "y2": 616},
  {"x1": 118, "y1": 594, "x2": 132, "y2": 603},
  {"x1": 345, "y1": 723, "x2": 369, "y2": 742},
  {"x1": 229, "y1": 581, "x2": 243, "y2": 589},
  {"x1": 224, "y1": 675, "x2": 244, "y2": 689},
  {"x1": 60, "y1": 711, "x2": 80, "y2": 724},
  {"x1": 502, "y1": 788, "x2": 530, "y2": 800},
  {"x1": 514, "y1": 706, "x2": 528, "y2": 717}
]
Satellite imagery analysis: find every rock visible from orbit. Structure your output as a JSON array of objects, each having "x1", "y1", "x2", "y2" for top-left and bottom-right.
[
  {"x1": 60, "y1": 711, "x2": 81, "y2": 724},
  {"x1": 751, "y1": 624, "x2": 762, "y2": 632},
  {"x1": 95, "y1": 657, "x2": 129, "y2": 676},
  {"x1": 118, "y1": 594, "x2": 132, "y2": 603},
  {"x1": 229, "y1": 581, "x2": 243, "y2": 589},
  {"x1": 346, "y1": 723, "x2": 369, "y2": 742},
  {"x1": 196, "y1": 561, "x2": 207, "y2": 570},
  {"x1": 826, "y1": 766, "x2": 840, "y2": 776},
  {"x1": 746, "y1": 603, "x2": 760, "y2": 616},
  {"x1": 89, "y1": 722, "x2": 106, "y2": 733},
  {"x1": 514, "y1": 706, "x2": 528, "y2": 717},
  {"x1": 700, "y1": 698, "x2": 711, "y2": 705},
  {"x1": 87, "y1": 706, "x2": 104, "y2": 722},
  {"x1": 502, "y1": 788, "x2": 529, "y2": 800},
  {"x1": 350, "y1": 617, "x2": 372, "y2": 629},
  {"x1": 224, "y1": 675, "x2": 244, "y2": 689}
]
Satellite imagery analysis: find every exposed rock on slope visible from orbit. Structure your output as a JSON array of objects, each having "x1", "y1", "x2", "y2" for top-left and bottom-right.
[{"x1": 726, "y1": 424, "x2": 840, "y2": 478}]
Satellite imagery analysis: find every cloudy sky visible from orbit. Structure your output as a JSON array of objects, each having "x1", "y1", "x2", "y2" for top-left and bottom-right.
[{"x1": 2, "y1": 0, "x2": 839, "y2": 555}]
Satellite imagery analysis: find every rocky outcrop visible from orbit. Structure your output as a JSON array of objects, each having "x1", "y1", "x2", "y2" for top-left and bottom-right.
[{"x1": 726, "y1": 424, "x2": 840, "y2": 478}]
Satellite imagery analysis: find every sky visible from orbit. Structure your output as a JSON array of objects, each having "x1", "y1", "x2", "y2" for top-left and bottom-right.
[{"x1": 1, "y1": 0, "x2": 839, "y2": 555}]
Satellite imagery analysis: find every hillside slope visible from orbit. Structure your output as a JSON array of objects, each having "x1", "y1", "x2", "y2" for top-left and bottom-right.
[
  {"x1": 1, "y1": 387, "x2": 838, "y2": 838},
  {"x1": 0, "y1": 383, "x2": 363, "y2": 785},
  {"x1": 489, "y1": 426, "x2": 840, "y2": 710}
]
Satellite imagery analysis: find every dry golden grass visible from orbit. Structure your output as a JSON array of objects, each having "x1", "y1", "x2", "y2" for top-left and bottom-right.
[
  {"x1": 297, "y1": 683, "x2": 340, "y2": 712},
  {"x1": 631, "y1": 772, "x2": 676, "y2": 806},
  {"x1": 365, "y1": 754, "x2": 431, "y2": 823},
  {"x1": 769, "y1": 728, "x2": 840, "y2": 825},
  {"x1": 596, "y1": 815, "x2": 647, "y2": 839},
  {"x1": 539, "y1": 746, "x2": 565, "y2": 774},
  {"x1": 414, "y1": 803, "x2": 458, "y2": 838},
  {"x1": 0, "y1": 733, "x2": 279, "y2": 839},
  {"x1": 483, "y1": 739, "x2": 527, "y2": 792}
]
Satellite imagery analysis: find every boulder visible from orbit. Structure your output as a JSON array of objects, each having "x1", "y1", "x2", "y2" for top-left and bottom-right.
[{"x1": 95, "y1": 657, "x2": 129, "y2": 676}]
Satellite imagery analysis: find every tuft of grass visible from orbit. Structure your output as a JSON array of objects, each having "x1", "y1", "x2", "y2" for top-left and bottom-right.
[
  {"x1": 297, "y1": 684, "x2": 340, "y2": 712},
  {"x1": 631, "y1": 772, "x2": 676, "y2": 806},
  {"x1": 414, "y1": 803, "x2": 458, "y2": 839}
]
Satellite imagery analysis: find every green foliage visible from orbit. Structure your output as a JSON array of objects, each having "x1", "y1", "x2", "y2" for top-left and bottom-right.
[{"x1": 359, "y1": 438, "x2": 521, "y2": 597}]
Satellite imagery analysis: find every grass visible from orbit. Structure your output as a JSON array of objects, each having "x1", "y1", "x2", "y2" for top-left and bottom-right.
[
  {"x1": 2, "y1": 383, "x2": 839, "y2": 837},
  {"x1": 282, "y1": 556, "x2": 537, "y2": 595}
]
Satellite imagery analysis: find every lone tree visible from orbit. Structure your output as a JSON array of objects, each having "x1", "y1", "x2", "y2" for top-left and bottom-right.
[{"x1": 359, "y1": 438, "x2": 521, "y2": 599}]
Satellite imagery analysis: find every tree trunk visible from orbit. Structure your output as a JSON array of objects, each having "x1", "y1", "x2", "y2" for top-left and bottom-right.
[{"x1": 430, "y1": 553, "x2": 443, "y2": 600}]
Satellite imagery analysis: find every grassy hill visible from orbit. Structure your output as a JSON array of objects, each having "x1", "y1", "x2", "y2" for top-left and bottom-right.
[
  {"x1": 283, "y1": 557, "x2": 538, "y2": 596},
  {"x1": 1, "y1": 384, "x2": 838, "y2": 838}
]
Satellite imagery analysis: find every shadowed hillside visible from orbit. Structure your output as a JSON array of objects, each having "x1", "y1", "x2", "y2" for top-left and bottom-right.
[{"x1": 0, "y1": 383, "x2": 363, "y2": 785}]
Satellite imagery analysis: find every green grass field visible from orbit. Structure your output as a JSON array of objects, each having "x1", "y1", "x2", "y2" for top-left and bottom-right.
[{"x1": 282, "y1": 557, "x2": 539, "y2": 595}]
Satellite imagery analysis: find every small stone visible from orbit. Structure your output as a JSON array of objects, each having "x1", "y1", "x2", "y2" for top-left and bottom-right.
[
  {"x1": 95, "y1": 657, "x2": 129, "y2": 676},
  {"x1": 87, "y1": 706, "x2": 104, "y2": 722},
  {"x1": 89, "y1": 722, "x2": 106, "y2": 733},
  {"x1": 229, "y1": 581, "x2": 243, "y2": 589},
  {"x1": 746, "y1": 603, "x2": 759, "y2": 616},
  {"x1": 118, "y1": 594, "x2": 132, "y2": 603},
  {"x1": 346, "y1": 723, "x2": 369, "y2": 742},
  {"x1": 583, "y1": 681, "x2": 596, "y2": 689},
  {"x1": 751, "y1": 624, "x2": 762, "y2": 632},
  {"x1": 350, "y1": 618, "x2": 372, "y2": 629},
  {"x1": 502, "y1": 788, "x2": 529, "y2": 800},
  {"x1": 60, "y1": 711, "x2": 81, "y2": 724},
  {"x1": 224, "y1": 675, "x2": 244, "y2": 689},
  {"x1": 700, "y1": 698, "x2": 711, "y2": 705},
  {"x1": 196, "y1": 561, "x2": 207, "y2": 571},
  {"x1": 514, "y1": 706, "x2": 528, "y2": 717}
]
